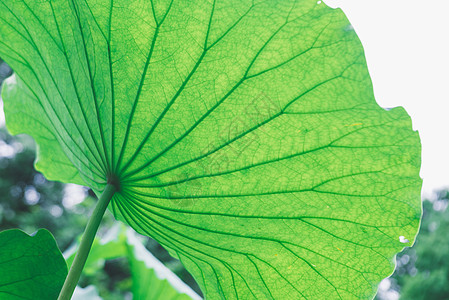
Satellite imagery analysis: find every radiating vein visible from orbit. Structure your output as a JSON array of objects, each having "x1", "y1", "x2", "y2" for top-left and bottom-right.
[{"x1": 115, "y1": 0, "x2": 174, "y2": 171}]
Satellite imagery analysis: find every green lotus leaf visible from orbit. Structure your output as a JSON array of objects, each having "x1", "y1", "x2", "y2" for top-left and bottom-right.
[
  {"x1": 0, "y1": 0, "x2": 421, "y2": 298},
  {"x1": 0, "y1": 229, "x2": 67, "y2": 299}
]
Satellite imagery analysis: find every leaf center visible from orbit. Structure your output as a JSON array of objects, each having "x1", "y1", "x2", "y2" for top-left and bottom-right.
[{"x1": 107, "y1": 173, "x2": 121, "y2": 192}]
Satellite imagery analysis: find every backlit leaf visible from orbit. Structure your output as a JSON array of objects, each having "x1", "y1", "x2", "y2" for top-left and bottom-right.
[{"x1": 0, "y1": 0, "x2": 421, "y2": 298}]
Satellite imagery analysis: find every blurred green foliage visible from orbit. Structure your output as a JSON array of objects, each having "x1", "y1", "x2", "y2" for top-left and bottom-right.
[
  {"x1": 0, "y1": 127, "x2": 87, "y2": 250},
  {"x1": 386, "y1": 190, "x2": 449, "y2": 300},
  {"x1": 0, "y1": 58, "x2": 11, "y2": 83}
]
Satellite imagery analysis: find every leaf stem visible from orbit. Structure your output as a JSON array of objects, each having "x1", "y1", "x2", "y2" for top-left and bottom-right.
[{"x1": 58, "y1": 183, "x2": 116, "y2": 300}]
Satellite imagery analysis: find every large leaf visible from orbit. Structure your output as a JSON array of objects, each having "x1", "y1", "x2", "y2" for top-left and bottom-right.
[
  {"x1": 0, "y1": 0, "x2": 421, "y2": 299},
  {"x1": 0, "y1": 229, "x2": 68, "y2": 299}
]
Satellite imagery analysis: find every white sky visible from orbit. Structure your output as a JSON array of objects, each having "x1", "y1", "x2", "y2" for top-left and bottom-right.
[{"x1": 325, "y1": 0, "x2": 449, "y2": 197}]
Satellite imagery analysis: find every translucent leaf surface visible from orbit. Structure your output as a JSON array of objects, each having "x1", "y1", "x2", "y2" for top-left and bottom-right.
[
  {"x1": 0, "y1": 229, "x2": 67, "y2": 299},
  {"x1": 2, "y1": 75, "x2": 84, "y2": 184},
  {"x1": 0, "y1": 0, "x2": 421, "y2": 298}
]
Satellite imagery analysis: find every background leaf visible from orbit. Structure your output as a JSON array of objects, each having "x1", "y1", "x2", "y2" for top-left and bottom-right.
[
  {"x1": 0, "y1": 0, "x2": 422, "y2": 298},
  {"x1": 0, "y1": 229, "x2": 67, "y2": 299},
  {"x1": 65, "y1": 225, "x2": 201, "y2": 300},
  {"x1": 126, "y1": 229, "x2": 201, "y2": 300},
  {"x1": 64, "y1": 224, "x2": 127, "y2": 276}
]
